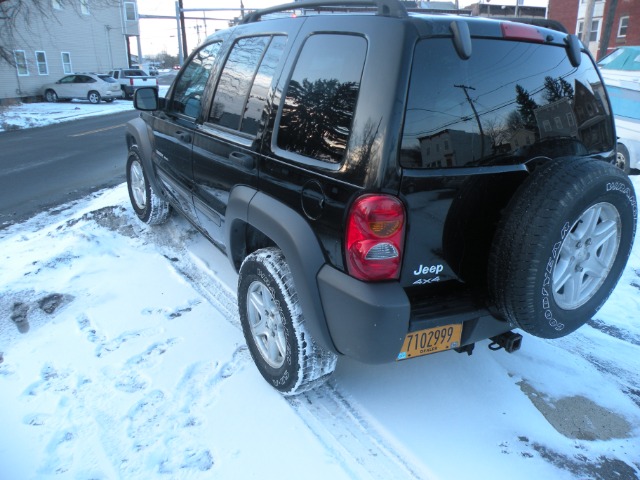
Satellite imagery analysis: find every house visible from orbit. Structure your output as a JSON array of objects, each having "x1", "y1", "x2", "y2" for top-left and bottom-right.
[
  {"x1": 548, "y1": 0, "x2": 640, "y2": 59},
  {"x1": 463, "y1": 2, "x2": 547, "y2": 18},
  {"x1": 0, "y1": 0, "x2": 141, "y2": 104}
]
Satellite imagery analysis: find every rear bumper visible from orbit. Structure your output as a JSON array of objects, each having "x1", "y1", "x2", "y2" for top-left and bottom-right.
[
  {"x1": 104, "y1": 91, "x2": 124, "y2": 99},
  {"x1": 317, "y1": 265, "x2": 512, "y2": 363}
]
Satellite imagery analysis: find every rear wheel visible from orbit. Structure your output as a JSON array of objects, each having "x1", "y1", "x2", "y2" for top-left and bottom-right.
[
  {"x1": 489, "y1": 158, "x2": 637, "y2": 339},
  {"x1": 44, "y1": 89, "x2": 58, "y2": 102},
  {"x1": 88, "y1": 91, "x2": 101, "y2": 104},
  {"x1": 126, "y1": 146, "x2": 171, "y2": 225},
  {"x1": 238, "y1": 248, "x2": 337, "y2": 395},
  {"x1": 616, "y1": 143, "x2": 631, "y2": 174}
]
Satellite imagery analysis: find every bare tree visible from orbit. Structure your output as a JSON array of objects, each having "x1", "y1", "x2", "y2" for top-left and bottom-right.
[{"x1": 0, "y1": 0, "x2": 120, "y2": 65}]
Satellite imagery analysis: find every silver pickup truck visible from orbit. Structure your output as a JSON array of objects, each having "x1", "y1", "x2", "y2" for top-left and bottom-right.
[{"x1": 108, "y1": 68, "x2": 158, "y2": 100}]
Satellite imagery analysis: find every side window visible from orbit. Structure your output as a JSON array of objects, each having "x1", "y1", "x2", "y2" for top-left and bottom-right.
[
  {"x1": 170, "y1": 41, "x2": 222, "y2": 118},
  {"x1": 209, "y1": 36, "x2": 271, "y2": 130},
  {"x1": 277, "y1": 34, "x2": 367, "y2": 164},
  {"x1": 241, "y1": 36, "x2": 287, "y2": 135},
  {"x1": 209, "y1": 35, "x2": 287, "y2": 134}
]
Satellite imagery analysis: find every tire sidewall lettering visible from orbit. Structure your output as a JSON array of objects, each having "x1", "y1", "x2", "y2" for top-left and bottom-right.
[
  {"x1": 542, "y1": 229, "x2": 566, "y2": 332},
  {"x1": 255, "y1": 266, "x2": 294, "y2": 387},
  {"x1": 607, "y1": 181, "x2": 638, "y2": 220}
]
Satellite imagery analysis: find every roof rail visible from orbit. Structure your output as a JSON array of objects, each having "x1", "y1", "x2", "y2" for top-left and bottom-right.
[{"x1": 240, "y1": 0, "x2": 408, "y2": 24}]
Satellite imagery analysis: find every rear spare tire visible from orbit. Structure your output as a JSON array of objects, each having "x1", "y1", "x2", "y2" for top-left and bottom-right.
[{"x1": 489, "y1": 158, "x2": 637, "y2": 339}]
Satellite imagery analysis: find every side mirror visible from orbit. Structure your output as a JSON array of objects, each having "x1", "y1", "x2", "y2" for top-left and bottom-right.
[{"x1": 133, "y1": 87, "x2": 159, "y2": 111}]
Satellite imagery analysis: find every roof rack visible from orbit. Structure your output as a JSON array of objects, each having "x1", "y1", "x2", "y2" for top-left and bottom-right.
[{"x1": 240, "y1": 0, "x2": 408, "y2": 24}]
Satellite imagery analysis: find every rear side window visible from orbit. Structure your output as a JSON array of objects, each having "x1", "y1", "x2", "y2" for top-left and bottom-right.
[
  {"x1": 209, "y1": 35, "x2": 286, "y2": 133},
  {"x1": 277, "y1": 34, "x2": 367, "y2": 164},
  {"x1": 171, "y1": 42, "x2": 222, "y2": 118},
  {"x1": 401, "y1": 38, "x2": 615, "y2": 168}
]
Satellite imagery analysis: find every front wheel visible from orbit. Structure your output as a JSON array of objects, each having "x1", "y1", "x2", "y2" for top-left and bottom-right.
[
  {"x1": 44, "y1": 89, "x2": 58, "y2": 102},
  {"x1": 489, "y1": 158, "x2": 637, "y2": 339},
  {"x1": 238, "y1": 248, "x2": 337, "y2": 395},
  {"x1": 126, "y1": 146, "x2": 171, "y2": 225}
]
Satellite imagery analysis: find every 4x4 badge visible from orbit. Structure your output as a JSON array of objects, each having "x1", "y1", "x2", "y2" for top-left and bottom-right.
[{"x1": 413, "y1": 276, "x2": 440, "y2": 285}]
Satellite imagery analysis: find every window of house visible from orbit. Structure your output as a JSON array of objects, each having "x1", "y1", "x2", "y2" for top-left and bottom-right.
[
  {"x1": 14, "y1": 50, "x2": 29, "y2": 76},
  {"x1": 618, "y1": 16, "x2": 629, "y2": 38},
  {"x1": 170, "y1": 41, "x2": 222, "y2": 118},
  {"x1": 80, "y1": 0, "x2": 90, "y2": 15},
  {"x1": 543, "y1": 120, "x2": 552, "y2": 132},
  {"x1": 277, "y1": 34, "x2": 367, "y2": 164},
  {"x1": 577, "y1": 19, "x2": 600, "y2": 43},
  {"x1": 566, "y1": 113, "x2": 575, "y2": 127},
  {"x1": 124, "y1": 2, "x2": 137, "y2": 21},
  {"x1": 61, "y1": 52, "x2": 73, "y2": 73},
  {"x1": 35, "y1": 51, "x2": 48, "y2": 75},
  {"x1": 554, "y1": 116, "x2": 563, "y2": 129},
  {"x1": 209, "y1": 35, "x2": 286, "y2": 134}
]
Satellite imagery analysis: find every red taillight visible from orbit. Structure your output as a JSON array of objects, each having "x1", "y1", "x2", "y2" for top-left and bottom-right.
[
  {"x1": 345, "y1": 194, "x2": 405, "y2": 281},
  {"x1": 130, "y1": 78, "x2": 135, "y2": 86},
  {"x1": 501, "y1": 22, "x2": 545, "y2": 43}
]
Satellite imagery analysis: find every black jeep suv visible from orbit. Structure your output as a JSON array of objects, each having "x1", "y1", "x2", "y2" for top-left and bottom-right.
[{"x1": 125, "y1": 0, "x2": 637, "y2": 394}]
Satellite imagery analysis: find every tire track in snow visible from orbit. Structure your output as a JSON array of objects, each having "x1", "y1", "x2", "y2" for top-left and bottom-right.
[
  {"x1": 289, "y1": 384, "x2": 425, "y2": 480},
  {"x1": 149, "y1": 221, "x2": 426, "y2": 479}
]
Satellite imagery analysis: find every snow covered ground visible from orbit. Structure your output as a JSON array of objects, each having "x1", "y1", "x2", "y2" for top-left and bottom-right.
[{"x1": 0, "y1": 101, "x2": 639, "y2": 479}]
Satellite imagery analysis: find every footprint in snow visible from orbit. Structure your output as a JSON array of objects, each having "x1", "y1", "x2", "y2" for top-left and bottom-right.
[{"x1": 124, "y1": 338, "x2": 180, "y2": 369}]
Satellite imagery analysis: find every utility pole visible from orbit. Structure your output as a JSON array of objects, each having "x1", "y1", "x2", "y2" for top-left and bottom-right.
[
  {"x1": 455, "y1": 84, "x2": 486, "y2": 157},
  {"x1": 598, "y1": 0, "x2": 619, "y2": 60},
  {"x1": 179, "y1": 0, "x2": 188, "y2": 59},
  {"x1": 175, "y1": 2, "x2": 184, "y2": 65},
  {"x1": 581, "y1": 0, "x2": 596, "y2": 47}
]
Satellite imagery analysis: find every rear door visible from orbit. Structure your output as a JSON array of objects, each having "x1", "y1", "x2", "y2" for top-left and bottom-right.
[{"x1": 192, "y1": 33, "x2": 289, "y2": 246}]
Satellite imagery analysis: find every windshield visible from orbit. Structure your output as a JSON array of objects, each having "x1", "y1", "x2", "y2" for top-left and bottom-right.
[
  {"x1": 401, "y1": 38, "x2": 614, "y2": 168},
  {"x1": 598, "y1": 47, "x2": 640, "y2": 71}
]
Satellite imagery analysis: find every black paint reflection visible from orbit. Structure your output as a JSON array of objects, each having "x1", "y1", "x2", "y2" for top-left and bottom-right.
[
  {"x1": 402, "y1": 38, "x2": 614, "y2": 169},
  {"x1": 277, "y1": 34, "x2": 367, "y2": 164}
]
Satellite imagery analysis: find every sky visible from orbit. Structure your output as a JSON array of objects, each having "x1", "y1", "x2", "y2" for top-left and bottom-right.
[
  {"x1": 0, "y1": 97, "x2": 639, "y2": 479},
  {"x1": 135, "y1": 0, "x2": 550, "y2": 57}
]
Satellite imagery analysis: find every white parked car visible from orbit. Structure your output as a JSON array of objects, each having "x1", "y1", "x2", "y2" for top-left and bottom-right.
[
  {"x1": 42, "y1": 73, "x2": 123, "y2": 104},
  {"x1": 597, "y1": 46, "x2": 640, "y2": 173}
]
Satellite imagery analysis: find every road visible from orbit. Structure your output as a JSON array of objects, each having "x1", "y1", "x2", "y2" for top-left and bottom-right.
[{"x1": 0, "y1": 110, "x2": 139, "y2": 228}]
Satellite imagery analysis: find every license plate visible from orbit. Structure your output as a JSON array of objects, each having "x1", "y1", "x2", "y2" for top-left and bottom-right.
[{"x1": 397, "y1": 324, "x2": 462, "y2": 360}]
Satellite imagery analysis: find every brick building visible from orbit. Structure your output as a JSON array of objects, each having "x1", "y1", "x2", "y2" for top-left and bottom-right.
[{"x1": 548, "y1": 0, "x2": 640, "y2": 60}]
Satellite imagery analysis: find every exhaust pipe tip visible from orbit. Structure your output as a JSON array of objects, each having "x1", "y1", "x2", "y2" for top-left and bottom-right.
[{"x1": 489, "y1": 331, "x2": 522, "y2": 353}]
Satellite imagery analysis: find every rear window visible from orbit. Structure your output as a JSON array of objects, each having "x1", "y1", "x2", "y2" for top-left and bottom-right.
[
  {"x1": 97, "y1": 75, "x2": 117, "y2": 83},
  {"x1": 125, "y1": 70, "x2": 148, "y2": 76},
  {"x1": 401, "y1": 38, "x2": 615, "y2": 168}
]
